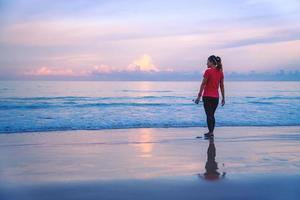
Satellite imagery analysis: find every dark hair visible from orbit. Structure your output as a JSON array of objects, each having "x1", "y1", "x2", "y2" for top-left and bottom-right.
[{"x1": 208, "y1": 55, "x2": 222, "y2": 71}]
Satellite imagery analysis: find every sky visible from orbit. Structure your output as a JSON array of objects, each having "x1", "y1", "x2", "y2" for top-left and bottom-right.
[{"x1": 0, "y1": 0, "x2": 300, "y2": 80}]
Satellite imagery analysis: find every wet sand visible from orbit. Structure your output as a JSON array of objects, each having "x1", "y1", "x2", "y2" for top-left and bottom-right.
[{"x1": 1, "y1": 126, "x2": 300, "y2": 200}]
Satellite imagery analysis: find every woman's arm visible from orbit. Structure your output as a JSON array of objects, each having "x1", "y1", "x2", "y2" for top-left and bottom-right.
[
  {"x1": 195, "y1": 77, "x2": 207, "y2": 104},
  {"x1": 220, "y1": 78, "x2": 225, "y2": 106}
]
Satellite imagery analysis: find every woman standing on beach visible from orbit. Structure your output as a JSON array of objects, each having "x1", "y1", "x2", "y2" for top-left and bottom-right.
[{"x1": 194, "y1": 55, "x2": 225, "y2": 138}]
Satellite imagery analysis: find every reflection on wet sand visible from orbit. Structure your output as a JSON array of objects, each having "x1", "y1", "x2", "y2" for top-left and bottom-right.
[
  {"x1": 133, "y1": 129, "x2": 154, "y2": 158},
  {"x1": 200, "y1": 138, "x2": 226, "y2": 181}
]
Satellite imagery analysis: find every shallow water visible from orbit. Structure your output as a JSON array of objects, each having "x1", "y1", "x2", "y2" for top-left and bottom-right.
[{"x1": 0, "y1": 81, "x2": 300, "y2": 133}]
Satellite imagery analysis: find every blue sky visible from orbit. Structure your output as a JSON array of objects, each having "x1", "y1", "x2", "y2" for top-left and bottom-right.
[{"x1": 0, "y1": 0, "x2": 300, "y2": 79}]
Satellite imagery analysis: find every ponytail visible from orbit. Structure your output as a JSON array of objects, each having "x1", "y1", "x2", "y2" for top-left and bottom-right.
[
  {"x1": 215, "y1": 56, "x2": 222, "y2": 71},
  {"x1": 208, "y1": 55, "x2": 223, "y2": 71}
]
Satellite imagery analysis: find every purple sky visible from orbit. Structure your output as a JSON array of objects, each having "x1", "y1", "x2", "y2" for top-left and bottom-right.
[{"x1": 0, "y1": 0, "x2": 300, "y2": 79}]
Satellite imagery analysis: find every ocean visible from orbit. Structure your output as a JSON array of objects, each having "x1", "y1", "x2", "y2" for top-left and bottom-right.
[{"x1": 0, "y1": 81, "x2": 299, "y2": 133}]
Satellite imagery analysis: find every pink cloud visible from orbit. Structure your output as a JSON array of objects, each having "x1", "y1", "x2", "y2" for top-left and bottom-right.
[
  {"x1": 24, "y1": 54, "x2": 170, "y2": 77},
  {"x1": 24, "y1": 65, "x2": 114, "y2": 77},
  {"x1": 25, "y1": 66, "x2": 75, "y2": 76}
]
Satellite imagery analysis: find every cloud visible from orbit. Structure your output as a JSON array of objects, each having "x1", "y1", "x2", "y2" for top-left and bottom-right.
[
  {"x1": 0, "y1": 20, "x2": 137, "y2": 46},
  {"x1": 90, "y1": 65, "x2": 112, "y2": 74},
  {"x1": 23, "y1": 54, "x2": 164, "y2": 78},
  {"x1": 218, "y1": 39, "x2": 300, "y2": 72},
  {"x1": 127, "y1": 54, "x2": 159, "y2": 72},
  {"x1": 2, "y1": 0, "x2": 299, "y2": 75},
  {"x1": 25, "y1": 66, "x2": 75, "y2": 76}
]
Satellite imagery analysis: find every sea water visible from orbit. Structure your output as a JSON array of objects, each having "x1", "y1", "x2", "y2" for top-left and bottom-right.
[{"x1": 0, "y1": 81, "x2": 299, "y2": 133}]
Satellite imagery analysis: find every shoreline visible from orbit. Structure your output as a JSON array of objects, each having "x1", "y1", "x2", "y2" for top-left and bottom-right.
[{"x1": 1, "y1": 125, "x2": 300, "y2": 135}]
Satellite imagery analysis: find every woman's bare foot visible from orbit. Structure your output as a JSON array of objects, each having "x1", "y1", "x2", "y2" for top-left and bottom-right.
[
  {"x1": 196, "y1": 132, "x2": 214, "y2": 139},
  {"x1": 204, "y1": 132, "x2": 214, "y2": 138}
]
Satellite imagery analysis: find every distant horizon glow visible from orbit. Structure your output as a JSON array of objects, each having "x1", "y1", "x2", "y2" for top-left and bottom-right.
[{"x1": 0, "y1": 0, "x2": 300, "y2": 80}]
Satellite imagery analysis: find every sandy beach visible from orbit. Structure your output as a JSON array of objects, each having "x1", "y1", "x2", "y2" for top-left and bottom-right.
[
  {"x1": 1, "y1": 0, "x2": 300, "y2": 199},
  {"x1": 1, "y1": 126, "x2": 300, "y2": 200}
]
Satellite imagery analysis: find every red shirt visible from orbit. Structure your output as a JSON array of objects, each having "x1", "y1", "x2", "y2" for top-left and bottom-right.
[{"x1": 203, "y1": 67, "x2": 224, "y2": 98}]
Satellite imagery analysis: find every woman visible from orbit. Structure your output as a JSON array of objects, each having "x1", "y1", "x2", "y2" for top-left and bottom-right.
[{"x1": 194, "y1": 55, "x2": 225, "y2": 138}]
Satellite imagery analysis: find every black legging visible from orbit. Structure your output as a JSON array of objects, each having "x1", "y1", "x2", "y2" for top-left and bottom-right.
[{"x1": 203, "y1": 96, "x2": 219, "y2": 133}]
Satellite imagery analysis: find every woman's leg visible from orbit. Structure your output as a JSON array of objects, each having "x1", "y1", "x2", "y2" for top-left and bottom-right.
[
  {"x1": 210, "y1": 98, "x2": 219, "y2": 132},
  {"x1": 203, "y1": 97, "x2": 214, "y2": 133},
  {"x1": 203, "y1": 97, "x2": 219, "y2": 133}
]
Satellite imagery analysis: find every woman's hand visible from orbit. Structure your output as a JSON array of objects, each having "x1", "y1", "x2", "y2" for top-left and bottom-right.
[
  {"x1": 221, "y1": 98, "x2": 225, "y2": 106},
  {"x1": 194, "y1": 96, "x2": 201, "y2": 104}
]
